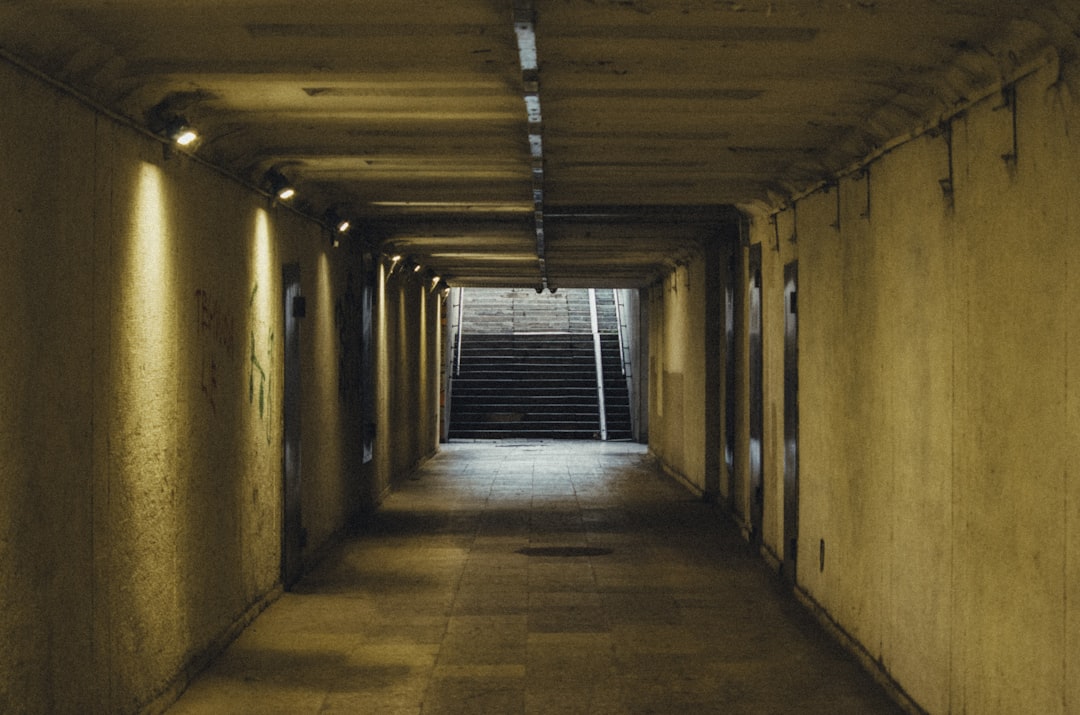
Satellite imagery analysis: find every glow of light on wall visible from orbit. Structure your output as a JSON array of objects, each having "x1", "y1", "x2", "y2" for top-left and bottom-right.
[
  {"x1": 119, "y1": 163, "x2": 176, "y2": 439},
  {"x1": 252, "y1": 209, "x2": 273, "y2": 283},
  {"x1": 663, "y1": 265, "x2": 689, "y2": 373},
  {"x1": 418, "y1": 283, "x2": 428, "y2": 430},
  {"x1": 115, "y1": 161, "x2": 182, "y2": 642},
  {"x1": 250, "y1": 208, "x2": 275, "y2": 349},
  {"x1": 317, "y1": 249, "x2": 337, "y2": 432},
  {"x1": 375, "y1": 258, "x2": 390, "y2": 472},
  {"x1": 247, "y1": 209, "x2": 277, "y2": 451}
]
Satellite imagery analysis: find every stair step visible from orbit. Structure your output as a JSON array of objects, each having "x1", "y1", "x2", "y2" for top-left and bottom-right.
[{"x1": 450, "y1": 287, "x2": 632, "y2": 441}]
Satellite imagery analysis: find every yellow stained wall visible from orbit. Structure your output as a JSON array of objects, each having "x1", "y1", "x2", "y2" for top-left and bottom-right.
[
  {"x1": 649, "y1": 261, "x2": 709, "y2": 493},
  {"x1": 371, "y1": 260, "x2": 441, "y2": 502},
  {"x1": 0, "y1": 58, "x2": 98, "y2": 714},
  {"x1": 0, "y1": 56, "x2": 383, "y2": 713},
  {"x1": 764, "y1": 59, "x2": 1080, "y2": 714}
]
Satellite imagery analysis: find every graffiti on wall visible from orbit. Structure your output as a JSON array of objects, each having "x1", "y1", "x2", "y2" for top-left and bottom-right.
[
  {"x1": 334, "y1": 271, "x2": 362, "y2": 407},
  {"x1": 249, "y1": 282, "x2": 275, "y2": 444},
  {"x1": 194, "y1": 288, "x2": 238, "y2": 414},
  {"x1": 193, "y1": 283, "x2": 274, "y2": 443}
]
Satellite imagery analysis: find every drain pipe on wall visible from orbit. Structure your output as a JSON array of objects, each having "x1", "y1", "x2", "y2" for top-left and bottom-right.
[{"x1": 589, "y1": 289, "x2": 608, "y2": 441}]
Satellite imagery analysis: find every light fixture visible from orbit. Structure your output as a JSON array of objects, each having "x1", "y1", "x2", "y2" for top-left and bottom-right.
[
  {"x1": 165, "y1": 117, "x2": 198, "y2": 147},
  {"x1": 427, "y1": 273, "x2": 448, "y2": 294},
  {"x1": 324, "y1": 209, "x2": 351, "y2": 248},
  {"x1": 147, "y1": 95, "x2": 202, "y2": 154},
  {"x1": 514, "y1": 21, "x2": 538, "y2": 73},
  {"x1": 386, "y1": 254, "x2": 403, "y2": 274},
  {"x1": 264, "y1": 169, "x2": 295, "y2": 202}
]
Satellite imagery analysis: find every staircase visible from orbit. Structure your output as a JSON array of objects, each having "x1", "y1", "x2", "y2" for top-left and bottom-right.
[{"x1": 447, "y1": 288, "x2": 633, "y2": 441}]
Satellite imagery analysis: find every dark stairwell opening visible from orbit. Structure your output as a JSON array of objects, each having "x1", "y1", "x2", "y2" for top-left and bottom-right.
[{"x1": 446, "y1": 288, "x2": 635, "y2": 441}]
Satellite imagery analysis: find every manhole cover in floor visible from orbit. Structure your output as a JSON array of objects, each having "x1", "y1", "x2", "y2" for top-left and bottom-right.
[{"x1": 515, "y1": 546, "x2": 613, "y2": 557}]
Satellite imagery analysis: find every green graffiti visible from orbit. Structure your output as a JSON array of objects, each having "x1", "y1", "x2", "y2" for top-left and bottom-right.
[
  {"x1": 247, "y1": 281, "x2": 274, "y2": 444},
  {"x1": 249, "y1": 333, "x2": 264, "y2": 414}
]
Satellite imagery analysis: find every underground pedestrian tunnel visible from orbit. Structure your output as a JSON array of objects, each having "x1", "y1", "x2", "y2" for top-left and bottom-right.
[{"x1": 3, "y1": 2, "x2": 1080, "y2": 714}]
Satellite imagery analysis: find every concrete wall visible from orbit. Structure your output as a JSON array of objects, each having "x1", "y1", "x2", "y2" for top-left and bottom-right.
[
  {"x1": 649, "y1": 262, "x2": 708, "y2": 493},
  {"x1": 754, "y1": 59, "x2": 1080, "y2": 713},
  {"x1": 648, "y1": 237, "x2": 737, "y2": 501},
  {"x1": 371, "y1": 259, "x2": 442, "y2": 500},
  {"x1": 0, "y1": 55, "x2": 439, "y2": 713}
]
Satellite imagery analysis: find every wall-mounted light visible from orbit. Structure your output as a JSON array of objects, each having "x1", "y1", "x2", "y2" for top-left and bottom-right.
[
  {"x1": 428, "y1": 273, "x2": 449, "y2": 295},
  {"x1": 147, "y1": 95, "x2": 205, "y2": 156},
  {"x1": 324, "y1": 209, "x2": 351, "y2": 248},
  {"x1": 264, "y1": 169, "x2": 295, "y2": 202},
  {"x1": 165, "y1": 117, "x2": 199, "y2": 147}
]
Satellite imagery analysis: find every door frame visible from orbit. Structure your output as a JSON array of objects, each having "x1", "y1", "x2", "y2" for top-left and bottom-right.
[
  {"x1": 281, "y1": 263, "x2": 304, "y2": 589},
  {"x1": 748, "y1": 244, "x2": 764, "y2": 545},
  {"x1": 782, "y1": 260, "x2": 799, "y2": 581}
]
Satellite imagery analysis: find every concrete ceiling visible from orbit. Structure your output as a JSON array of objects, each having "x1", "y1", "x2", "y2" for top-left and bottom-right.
[{"x1": 1, "y1": 0, "x2": 1076, "y2": 287}]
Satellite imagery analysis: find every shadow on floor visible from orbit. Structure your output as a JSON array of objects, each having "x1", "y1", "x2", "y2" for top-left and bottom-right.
[{"x1": 168, "y1": 440, "x2": 905, "y2": 715}]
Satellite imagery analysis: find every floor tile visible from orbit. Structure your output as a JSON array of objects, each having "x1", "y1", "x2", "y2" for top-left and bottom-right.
[{"x1": 165, "y1": 441, "x2": 903, "y2": 715}]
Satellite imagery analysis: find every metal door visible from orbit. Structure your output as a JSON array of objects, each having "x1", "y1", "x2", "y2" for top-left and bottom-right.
[
  {"x1": 748, "y1": 245, "x2": 764, "y2": 544},
  {"x1": 281, "y1": 264, "x2": 303, "y2": 589},
  {"x1": 724, "y1": 250, "x2": 738, "y2": 502},
  {"x1": 782, "y1": 261, "x2": 799, "y2": 581}
]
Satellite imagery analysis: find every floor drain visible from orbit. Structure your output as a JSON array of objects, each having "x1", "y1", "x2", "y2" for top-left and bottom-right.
[{"x1": 516, "y1": 546, "x2": 613, "y2": 557}]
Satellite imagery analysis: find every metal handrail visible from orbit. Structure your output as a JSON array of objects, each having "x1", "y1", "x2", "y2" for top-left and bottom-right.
[
  {"x1": 589, "y1": 289, "x2": 608, "y2": 441},
  {"x1": 613, "y1": 289, "x2": 636, "y2": 440},
  {"x1": 454, "y1": 288, "x2": 465, "y2": 377}
]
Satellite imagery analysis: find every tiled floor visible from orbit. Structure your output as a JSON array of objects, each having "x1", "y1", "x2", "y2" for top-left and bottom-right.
[{"x1": 167, "y1": 441, "x2": 903, "y2": 714}]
